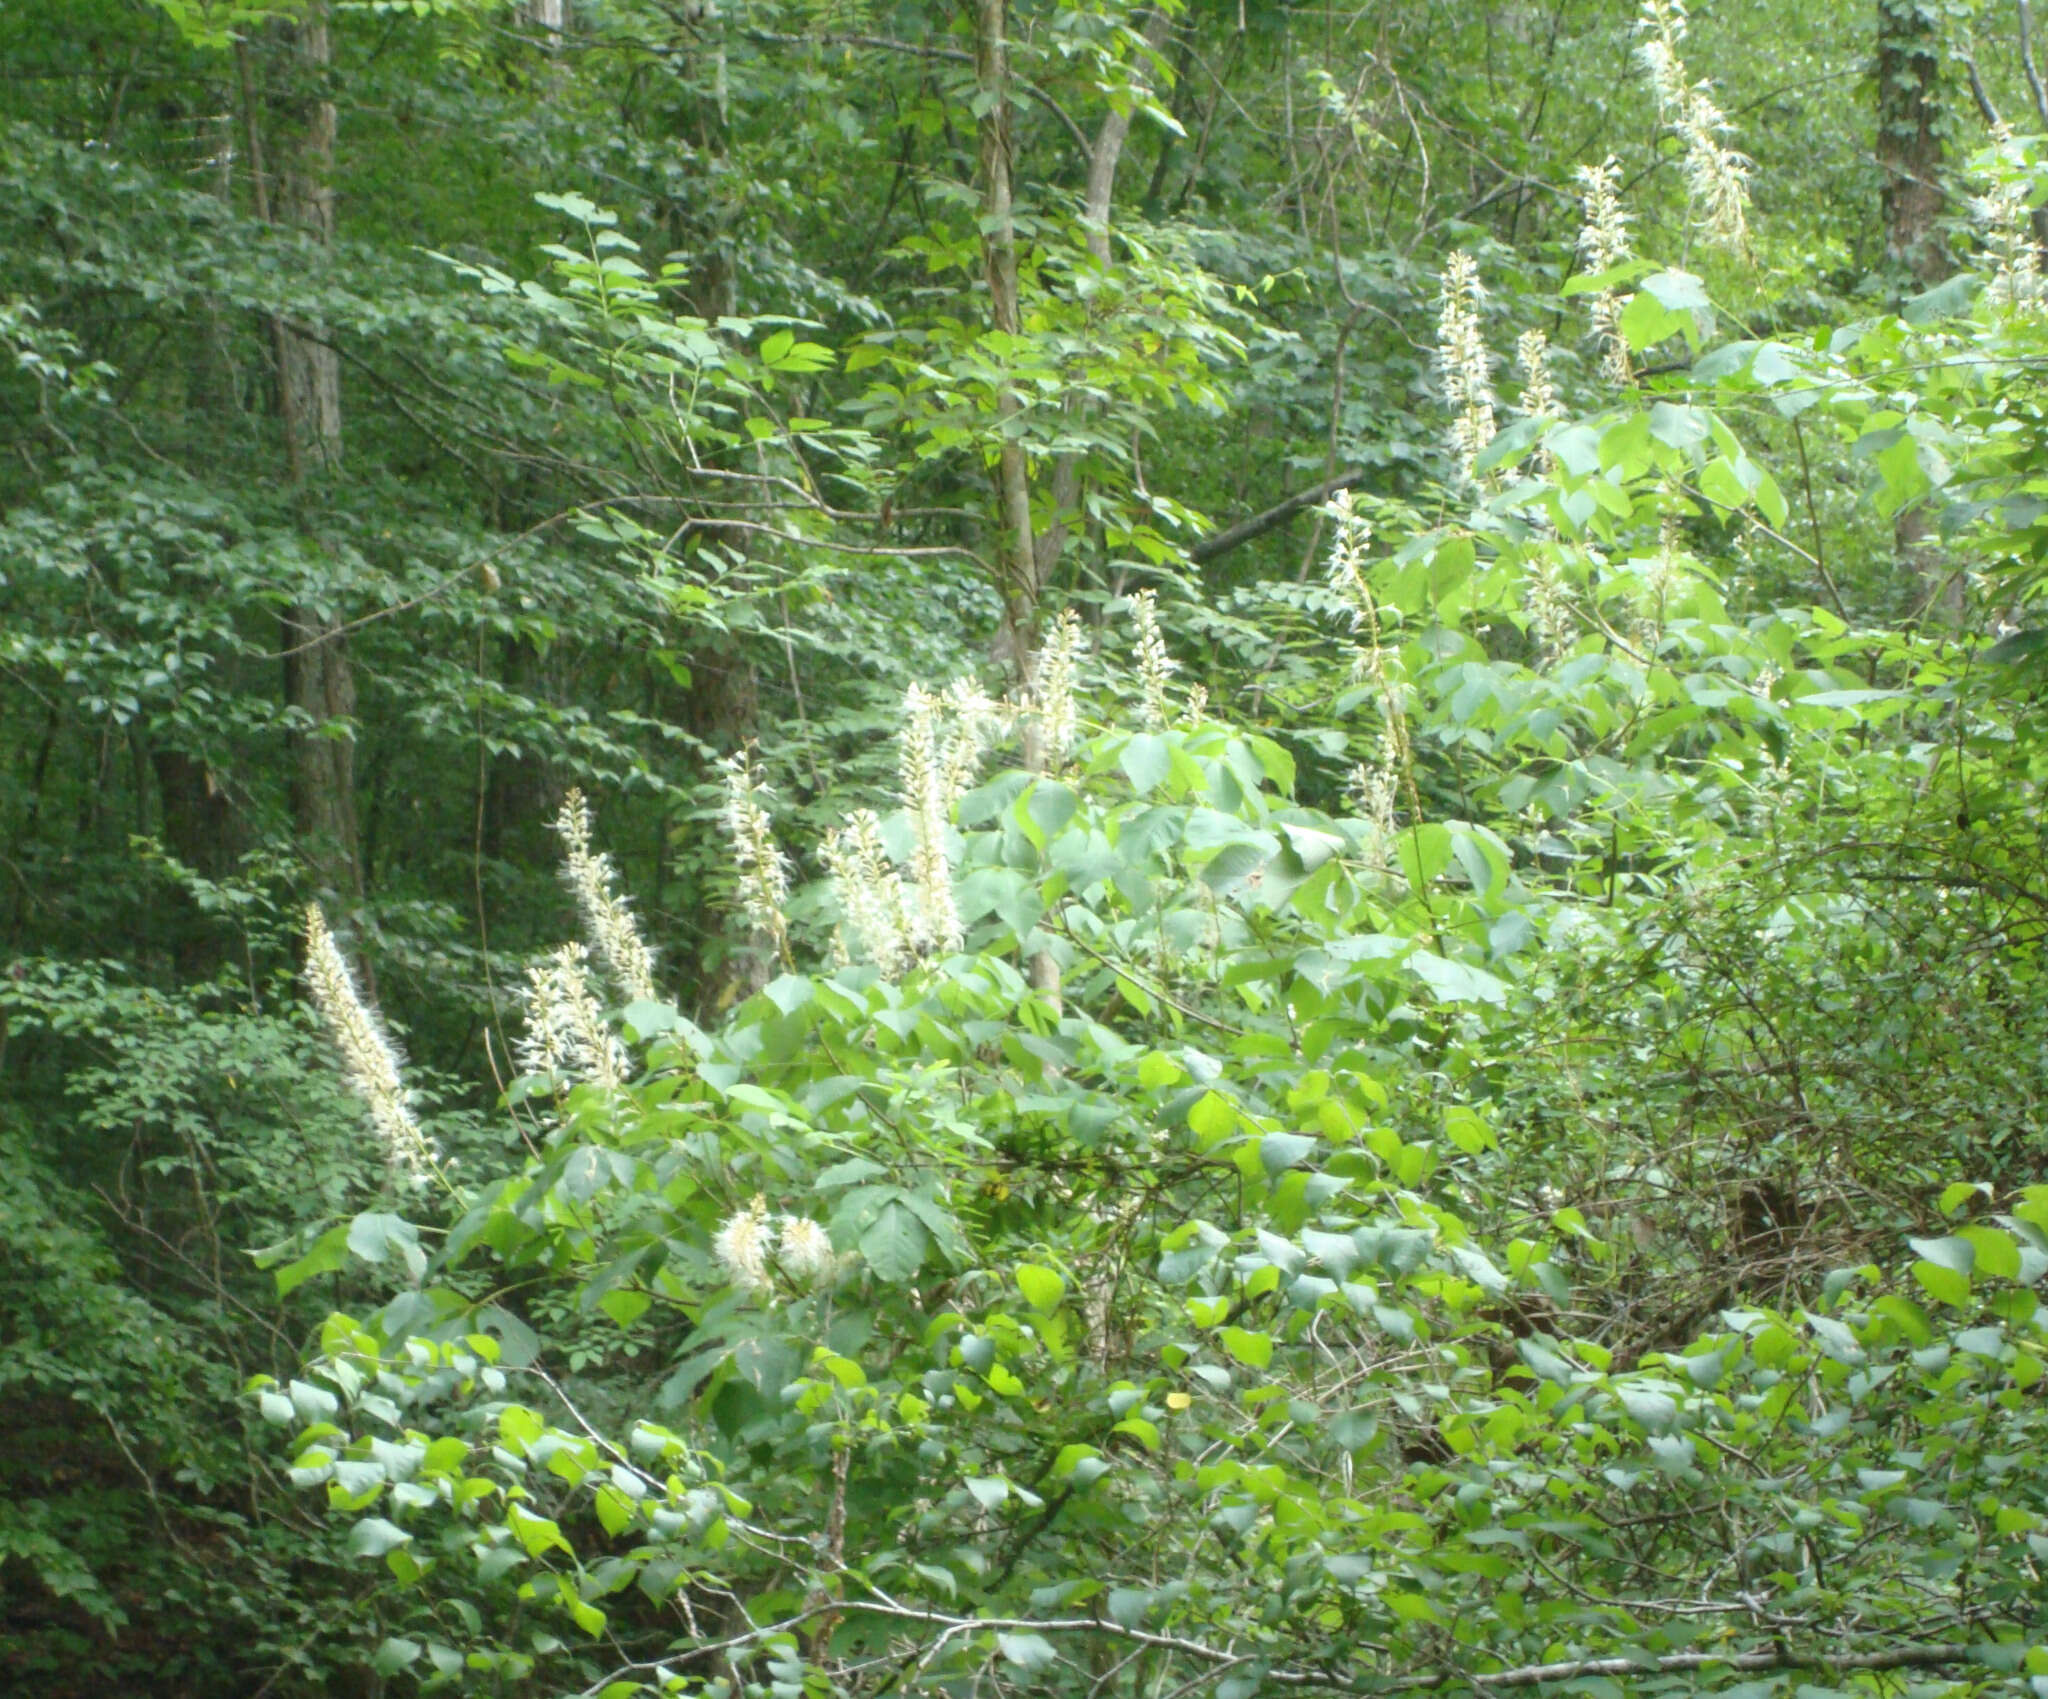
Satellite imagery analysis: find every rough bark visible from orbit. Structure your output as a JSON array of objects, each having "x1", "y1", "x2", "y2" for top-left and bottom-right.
[{"x1": 259, "y1": 1, "x2": 363, "y2": 900}]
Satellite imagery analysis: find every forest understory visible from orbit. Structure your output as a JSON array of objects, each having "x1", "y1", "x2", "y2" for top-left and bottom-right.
[{"x1": 5, "y1": 2, "x2": 2048, "y2": 1696}]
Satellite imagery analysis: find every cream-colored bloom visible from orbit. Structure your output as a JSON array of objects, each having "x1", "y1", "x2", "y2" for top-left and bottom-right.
[
  {"x1": 899, "y1": 685, "x2": 962, "y2": 956},
  {"x1": 1349, "y1": 726, "x2": 1400, "y2": 861},
  {"x1": 822, "y1": 807, "x2": 911, "y2": 975},
  {"x1": 1629, "y1": 518, "x2": 1686, "y2": 647},
  {"x1": 1323, "y1": 502, "x2": 1417, "y2": 832},
  {"x1": 1576, "y1": 157, "x2": 1634, "y2": 386},
  {"x1": 713, "y1": 1196, "x2": 773, "y2": 1297},
  {"x1": 1129, "y1": 589, "x2": 1176, "y2": 729},
  {"x1": 552, "y1": 790, "x2": 657, "y2": 1004},
  {"x1": 1636, "y1": 0, "x2": 1750, "y2": 252},
  {"x1": 1517, "y1": 329, "x2": 1561, "y2": 473},
  {"x1": 777, "y1": 1215, "x2": 836, "y2": 1283},
  {"x1": 719, "y1": 750, "x2": 792, "y2": 957},
  {"x1": 518, "y1": 942, "x2": 627, "y2": 1091},
  {"x1": 1326, "y1": 489, "x2": 1374, "y2": 630},
  {"x1": 1526, "y1": 557, "x2": 1577, "y2": 664},
  {"x1": 939, "y1": 678, "x2": 1002, "y2": 809},
  {"x1": 1437, "y1": 252, "x2": 1497, "y2": 484},
  {"x1": 1577, "y1": 155, "x2": 1633, "y2": 274},
  {"x1": 1028, "y1": 608, "x2": 1084, "y2": 770},
  {"x1": 1517, "y1": 329, "x2": 1560, "y2": 424},
  {"x1": 303, "y1": 905, "x2": 435, "y2": 1180}
]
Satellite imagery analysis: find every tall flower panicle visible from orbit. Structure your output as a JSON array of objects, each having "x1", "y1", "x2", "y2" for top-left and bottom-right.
[
  {"x1": 777, "y1": 1215, "x2": 836, "y2": 1284},
  {"x1": 1517, "y1": 329, "x2": 1560, "y2": 423},
  {"x1": 1978, "y1": 124, "x2": 2043, "y2": 313},
  {"x1": 552, "y1": 790, "x2": 657, "y2": 1004},
  {"x1": 1326, "y1": 488, "x2": 1374, "y2": 631},
  {"x1": 1517, "y1": 329, "x2": 1561, "y2": 473},
  {"x1": 1436, "y1": 252, "x2": 1497, "y2": 484},
  {"x1": 713, "y1": 1195, "x2": 773, "y2": 1298},
  {"x1": 1577, "y1": 155, "x2": 1633, "y2": 273},
  {"x1": 1636, "y1": 0, "x2": 1751, "y2": 253},
  {"x1": 1633, "y1": 518, "x2": 1685, "y2": 644},
  {"x1": 821, "y1": 807, "x2": 911, "y2": 975},
  {"x1": 1576, "y1": 157, "x2": 1634, "y2": 385},
  {"x1": 1526, "y1": 558, "x2": 1578, "y2": 664},
  {"x1": 1349, "y1": 721, "x2": 1402, "y2": 861},
  {"x1": 303, "y1": 904, "x2": 436, "y2": 1181},
  {"x1": 1028, "y1": 607, "x2": 1084, "y2": 771},
  {"x1": 939, "y1": 678, "x2": 1002, "y2": 808},
  {"x1": 1129, "y1": 589, "x2": 1176, "y2": 728},
  {"x1": 900, "y1": 684, "x2": 963, "y2": 956},
  {"x1": 719, "y1": 750, "x2": 792, "y2": 959},
  {"x1": 1324, "y1": 503, "x2": 1419, "y2": 833},
  {"x1": 518, "y1": 942, "x2": 627, "y2": 1092}
]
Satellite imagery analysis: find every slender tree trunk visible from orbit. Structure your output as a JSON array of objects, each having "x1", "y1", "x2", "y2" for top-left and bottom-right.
[
  {"x1": 1032, "y1": 7, "x2": 1178, "y2": 602},
  {"x1": 1876, "y1": 0, "x2": 1958, "y2": 618},
  {"x1": 153, "y1": 114, "x2": 246, "y2": 974},
  {"x1": 972, "y1": 0, "x2": 1042, "y2": 687},
  {"x1": 254, "y1": 2, "x2": 363, "y2": 900}
]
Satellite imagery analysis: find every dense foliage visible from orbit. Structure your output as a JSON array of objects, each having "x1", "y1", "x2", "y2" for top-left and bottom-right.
[{"x1": 6, "y1": 2, "x2": 2048, "y2": 1696}]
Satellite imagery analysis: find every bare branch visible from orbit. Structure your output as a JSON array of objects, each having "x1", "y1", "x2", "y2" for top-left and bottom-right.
[{"x1": 1188, "y1": 468, "x2": 1372, "y2": 565}]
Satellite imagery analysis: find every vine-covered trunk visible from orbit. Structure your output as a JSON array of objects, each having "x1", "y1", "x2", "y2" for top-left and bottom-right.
[{"x1": 1876, "y1": 0, "x2": 1956, "y2": 617}]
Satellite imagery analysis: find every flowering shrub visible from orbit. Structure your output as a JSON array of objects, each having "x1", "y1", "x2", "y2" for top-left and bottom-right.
[{"x1": 253, "y1": 118, "x2": 2048, "y2": 1699}]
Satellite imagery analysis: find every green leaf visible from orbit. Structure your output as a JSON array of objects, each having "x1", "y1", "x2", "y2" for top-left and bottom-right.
[
  {"x1": 1260, "y1": 1131, "x2": 1316, "y2": 1173},
  {"x1": 1912, "y1": 1259, "x2": 1971, "y2": 1307},
  {"x1": 372, "y1": 1638, "x2": 422, "y2": 1676},
  {"x1": 276, "y1": 1225, "x2": 350, "y2": 1297},
  {"x1": 507, "y1": 1503, "x2": 573, "y2": 1558},
  {"x1": 1219, "y1": 1327, "x2": 1273, "y2": 1369},
  {"x1": 1120, "y1": 733, "x2": 1172, "y2": 796},
  {"x1": 1909, "y1": 1235, "x2": 1976, "y2": 1275},
  {"x1": 997, "y1": 1633, "x2": 1057, "y2": 1671},
  {"x1": 1015, "y1": 1263, "x2": 1065, "y2": 1311},
  {"x1": 1189, "y1": 1090, "x2": 1237, "y2": 1141},
  {"x1": 1408, "y1": 951, "x2": 1509, "y2": 1006},
  {"x1": 859, "y1": 1201, "x2": 929, "y2": 1283},
  {"x1": 349, "y1": 1518, "x2": 412, "y2": 1558}
]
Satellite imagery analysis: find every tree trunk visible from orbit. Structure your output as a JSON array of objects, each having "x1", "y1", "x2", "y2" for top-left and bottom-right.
[
  {"x1": 257, "y1": 1, "x2": 364, "y2": 900},
  {"x1": 1031, "y1": 7, "x2": 1178, "y2": 606},
  {"x1": 1876, "y1": 0, "x2": 1947, "y2": 285},
  {"x1": 972, "y1": 0, "x2": 1042, "y2": 687},
  {"x1": 1876, "y1": 0, "x2": 1958, "y2": 618},
  {"x1": 154, "y1": 114, "x2": 247, "y2": 974}
]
